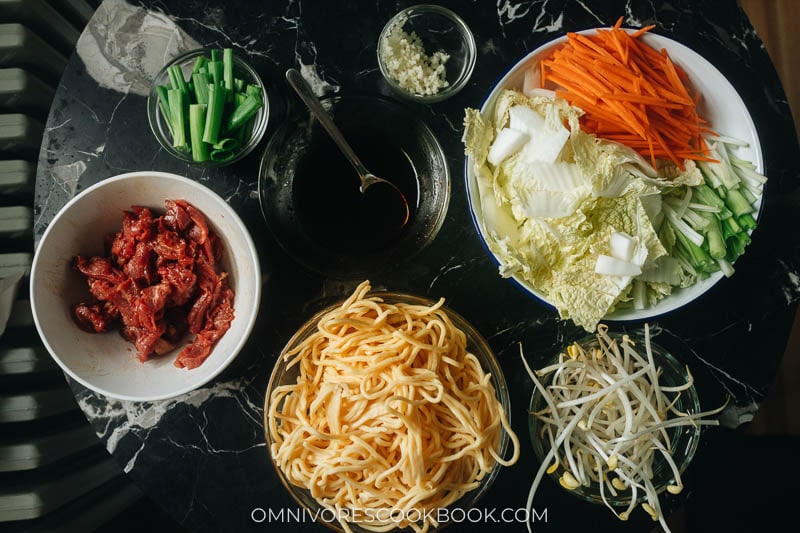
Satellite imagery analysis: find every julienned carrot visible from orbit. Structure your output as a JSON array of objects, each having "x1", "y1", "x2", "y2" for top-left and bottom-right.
[{"x1": 540, "y1": 17, "x2": 716, "y2": 170}]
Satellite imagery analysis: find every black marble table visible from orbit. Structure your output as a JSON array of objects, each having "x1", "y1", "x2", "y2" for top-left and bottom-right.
[{"x1": 34, "y1": 0, "x2": 800, "y2": 531}]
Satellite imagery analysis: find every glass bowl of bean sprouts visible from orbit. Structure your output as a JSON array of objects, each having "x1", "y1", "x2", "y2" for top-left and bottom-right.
[{"x1": 526, "y1": 325, "x2": 716, "y2": 526}]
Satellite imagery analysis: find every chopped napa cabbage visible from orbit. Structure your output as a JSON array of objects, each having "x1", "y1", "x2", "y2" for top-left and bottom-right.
[
  {"x1": 609, "y1": 231, "x2": 636, "y2": 262},
  {"x1": 464, "y1": 89, "x2": 675, "y2": 331},
  {"x1": 595, "y1": 255, "x2": 642, "y2": 276},
  {"x1": 508, "y1": 105, "x2": 545, "y2": 136},
  {"x1": 487, "y1": 127, "x2": 529, "y2": 165}
]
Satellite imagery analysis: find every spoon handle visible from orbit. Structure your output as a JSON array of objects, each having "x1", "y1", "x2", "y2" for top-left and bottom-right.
[{"x1": 285, "y1": 68, "x2": 370, "y2": 178}]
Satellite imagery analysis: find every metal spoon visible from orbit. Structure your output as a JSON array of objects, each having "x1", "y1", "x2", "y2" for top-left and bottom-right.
[{"x1": 285, "y1": 68, "x2": 410, "y2": 227}]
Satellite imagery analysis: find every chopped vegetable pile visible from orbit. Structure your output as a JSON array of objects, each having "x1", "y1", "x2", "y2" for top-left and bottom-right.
[
  {"x1": 542, "y1": 18, "x2": 713, "y2": 170},
  {"x1": 521, "y1": 324, "x2": 724, "y2": 532},
  {"x1": 155, "y1": 48, "x2": 264, "y2": 163},
  {"x1": 463, "y1": 21, "x2": 766, "y2": 331}
]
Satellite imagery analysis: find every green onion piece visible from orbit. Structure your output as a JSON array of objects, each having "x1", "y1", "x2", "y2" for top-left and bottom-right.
[
  {"x1": 208, "y1": 61, "x2": 223, "y2": 86},
  {"x1": 232, "y1": 92, "x2": 248, "y2": 114},
  {"x1": 226, "y1": 94, "x2": 262, "y2": 132},
  {"x1": 223, "y1": 48, "x2": 234, "y2": 102},
  {"x1": 701, "y1": 213, "x2": 726, "y2": 259},
  {"x1": 189, "y1": 104, "x2": 209, "y2": 162},
  {"x1": 192, "y1": 56, "x2": 208, "y2": 74},
  {"x1": 737, "y1": 213, "x2": 757, "y2": 231},
  {"x1": 155, "y1": 85, "x2": 175, "y2": 137},
  {"x1": 202, "y1": 84, "x2": 225, "y2": 144},
  {"x1": 168, "y1": 64, "x2": 189, "y2": 93},
  {"x1": 167, "y1": 66, "x2": 179, "y2": 90},
  {"x1": 192, "y1": 72, "x2": 210, "y2": 105},
  {"x1": 245, "y1": 84, "x2": 262, "y2": 98},
  {"x1": 224, "y1": 92, "x2": 248, "y2": 135},
  {"x1": 724, "y1": 188, "x2": 753, "y2": 218},
  {"x1": 675, "y1": 230, "x2": 713, "y2": 273},
  {"x1": 235, "y1": 116, "x2": 256, "y2": 146},
  {"x1": 721, "y1": 216, "x2": 742, "y2": 239},
  {"x1": 211, "y1": 49, "x2": 221, "y2": 62},
  {"x1": 234, "y1": 78, "x2": 245, "y2": 93},
  {"x1": 726, "y1": 233, "x2": 750, "y2": 263},
  {"x1": 210, "y1": 148, "x2": 235, "y2": 162},
  {"x1": 167, "y1": 89, "x2": 187, "y2": 149},
  {"x1": 212, "y1": 138, "x2": 239, "y2": 151}
]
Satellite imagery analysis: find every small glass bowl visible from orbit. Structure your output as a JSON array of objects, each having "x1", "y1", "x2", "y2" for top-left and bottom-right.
[
  {"x1": 528, "y1": 332, "x2": 702, "y2": 507},
  {"x1": 264, "y1": 291, "x2": 511, "y2": 533},
  {"x1": 377, "y1": 4, "x2": 476, "y2": 103},
  {"x1": 147, "y1": 48, "x2": 269, "y2": 167}
]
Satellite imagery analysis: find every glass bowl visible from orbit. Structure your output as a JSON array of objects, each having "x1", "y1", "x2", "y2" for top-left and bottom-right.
[
  {"x1": 264, "y1": 290, "x2": 511, "y2": 533},
  {"x1": 528, "y1": 331, "x2": 702, "y2": 508},
  {"x1": 147, "y1": 48, "x2": 269, "y2": 167},
  {"x1": 258, "y1": 95, "x2": 450, "y2": 278},
  {"x1": 377, "y1": 4, "x2": 476, "y2": 103}
]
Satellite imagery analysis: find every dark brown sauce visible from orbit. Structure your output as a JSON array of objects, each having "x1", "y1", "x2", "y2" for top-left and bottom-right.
[{"x1": 292, "y1": 123, "x2": 419, "y2": 254}]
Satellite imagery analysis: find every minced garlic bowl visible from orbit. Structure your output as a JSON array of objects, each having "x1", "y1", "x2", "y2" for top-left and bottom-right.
[{"x1": 377, "y1": 4, "x2": 476, "y2": 103}]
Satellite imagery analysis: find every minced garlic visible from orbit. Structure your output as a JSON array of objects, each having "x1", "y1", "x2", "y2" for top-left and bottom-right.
[{"x1": 380, "y1": 18, "x2": 450, "y2": 96}]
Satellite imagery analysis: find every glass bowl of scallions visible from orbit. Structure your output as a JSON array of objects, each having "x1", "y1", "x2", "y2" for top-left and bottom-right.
[{"x1": 148, "y1": 48, "x2": 269, "y2": 166}]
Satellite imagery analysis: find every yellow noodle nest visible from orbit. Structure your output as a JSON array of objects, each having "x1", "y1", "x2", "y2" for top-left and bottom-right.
[{"x1": 267, "y1": 281, "x2": 519, "y2": 533}]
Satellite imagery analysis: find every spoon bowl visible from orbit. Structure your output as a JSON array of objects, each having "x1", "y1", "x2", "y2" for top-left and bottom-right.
[{"x1": 285, "y1": 69, "x2": 410, "y2": 227}]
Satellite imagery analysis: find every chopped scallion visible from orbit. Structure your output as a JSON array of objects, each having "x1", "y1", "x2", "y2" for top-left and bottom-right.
[{"x1": 155, "y1": 48, "x2": 264, "y2": 163}]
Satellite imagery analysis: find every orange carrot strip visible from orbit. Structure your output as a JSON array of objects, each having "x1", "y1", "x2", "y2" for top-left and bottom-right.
[
  {"x1": 601, "y1": 92, "x2": 683, "y2": 109},
  {"x1": 543, "y1": 20, "x2": 716, "y2": 170},
  {"x1": 630, "y1": 24, "x2": 656, "y2": 38},
  {"x1": 548, "y1": 75, "x2": 599, "y2": 104},
  {"x1": 540, "y1": 59, "x2": 546, "y2": 86},
  {"x1": 647, "y1": 135, "x2": 657, "y2": 168}
]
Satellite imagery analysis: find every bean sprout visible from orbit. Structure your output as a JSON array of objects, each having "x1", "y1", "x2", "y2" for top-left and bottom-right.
[{"x1": 522, "y1": 324, "x2": 726, "y2": 533}]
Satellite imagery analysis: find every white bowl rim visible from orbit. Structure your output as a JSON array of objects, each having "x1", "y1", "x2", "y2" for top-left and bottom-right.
[
  {"x1": 30, "y1": 171, "x2": 262, "y2": 402},
  {"x1": 464, "y1": 28, "x2": 764, "y2": 324}
]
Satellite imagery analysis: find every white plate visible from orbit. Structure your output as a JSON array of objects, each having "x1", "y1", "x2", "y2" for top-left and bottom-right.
[
  {"x1": 30, "y1": 172, "x2": 262, "y2": 402},
  {"x1": 465, "y1": 29, "x2": 763, "y2": 323}
]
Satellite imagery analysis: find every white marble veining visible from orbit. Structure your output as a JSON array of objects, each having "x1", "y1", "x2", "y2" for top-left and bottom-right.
[
  {"x1": 77, "y1": 0, "x2": 200, "y2": 96},
  {"x1": 49, "y1": 161, "x2": 87, "y2": 198},
  {"x1": 77, "y1": 374, "x2": 265, "y2": 473}
]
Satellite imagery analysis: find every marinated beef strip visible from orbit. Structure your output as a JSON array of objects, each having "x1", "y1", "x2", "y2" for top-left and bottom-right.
[{"x1": 70, "y1": 200, "x2": 235, "y2": 368}]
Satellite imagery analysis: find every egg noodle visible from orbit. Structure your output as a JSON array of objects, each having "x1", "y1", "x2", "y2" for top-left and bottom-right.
[{"x1": 267, "y1": 281, "x2": 520, "y2": 533}]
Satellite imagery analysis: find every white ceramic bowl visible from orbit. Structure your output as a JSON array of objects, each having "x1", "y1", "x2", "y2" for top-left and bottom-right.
[
  {"x1": 30, "y1": 171, "x2": 261, "y2": 402},
  {"x1": 465, "y1": 29, "x2": 763, "y2": 323}
]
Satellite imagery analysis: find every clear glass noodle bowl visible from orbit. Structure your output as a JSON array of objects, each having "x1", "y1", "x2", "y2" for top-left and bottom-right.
[
  {"x1": 264, "y1": 291, "x2": 511, "y2": 533},
  {"x1": 528, "y1": 332, "x2": 702, "y2": 507},
  {"x1": 377, "y1": 4, "x2": 476, "y2": 103},
  {"x1": 147, "y1": 48, "x2": 269, "y2": 166}
]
